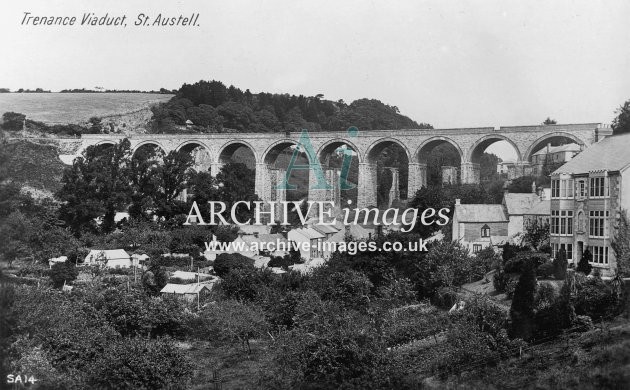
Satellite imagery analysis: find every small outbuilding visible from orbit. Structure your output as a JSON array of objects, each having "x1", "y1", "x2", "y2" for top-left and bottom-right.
[{"x1": 83, "y1": 249, "x2": 132, "y2": 268}]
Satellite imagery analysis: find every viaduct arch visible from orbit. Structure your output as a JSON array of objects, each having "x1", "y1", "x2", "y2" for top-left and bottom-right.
[{"x1": 76, "y1": 123, "x2": 611, "y2": 209}]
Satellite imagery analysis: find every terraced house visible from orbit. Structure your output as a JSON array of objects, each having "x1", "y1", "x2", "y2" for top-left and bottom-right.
[{"x1": 550, "y1": 133, "x2": 630, "y2": 276}]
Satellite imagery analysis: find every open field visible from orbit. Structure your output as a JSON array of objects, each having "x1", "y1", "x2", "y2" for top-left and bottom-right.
[{"x1": 0, "y1": 93, "x2": 173, "y2": 124}]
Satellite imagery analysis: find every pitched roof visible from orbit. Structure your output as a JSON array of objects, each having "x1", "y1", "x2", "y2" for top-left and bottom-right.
[
  {"x1": 532, "y1": 143, "x2": 581, "y2": 156},
  {"x1": 85, "y1": 249, "x2": 130, "y2": 261},
  {"x1": 553, "y1": 134, "x2": 630, "y2": 175},
  {"x1": 454, "y1": 204, "x2": 507, "y2": 222},
  {"x1": 526, "y1": 199, "x2": 551, "y2": 215},
  {"x1": 503, "y1": 193, "x2": 538, "y2": 215},
  {"x1": 160, "y1": 283, "x2": 210, "y2": 294},
  {"x1": 291, "y1": 227, "x2": 326, "y2": 239}
]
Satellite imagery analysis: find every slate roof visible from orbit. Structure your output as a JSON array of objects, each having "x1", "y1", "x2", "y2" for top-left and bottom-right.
[
  {"x1": 526, "y1": 199, "x2": 551, "y2": 215},
  {"x1": 504, "y1": 193, "x2": 539, "y2": 215},
  {"x1": 532, "y1": 143, "x2": 581, "y2": 156},
  {"x1": 160, "y1": 283, "x2": 210, "y2": 294},
  {"x1": 84, "y1": 249, "x2": 129, "y2": 262},
  {"x1": 454, "y1": 204, "x2": 507, "y2": 222},
  {"x1": 553, "y1": 134, "x2": 630, "y2": 175}
]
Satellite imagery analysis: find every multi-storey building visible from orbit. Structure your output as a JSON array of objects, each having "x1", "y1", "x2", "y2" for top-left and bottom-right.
[{"x1": 550, "y1": 133, "x2": 630, "y2": 276}]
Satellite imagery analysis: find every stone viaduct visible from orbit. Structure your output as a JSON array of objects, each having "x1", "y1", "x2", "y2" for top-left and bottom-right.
[{"x1": 77, "y1": 123, "x2": 611, "y2": 209}]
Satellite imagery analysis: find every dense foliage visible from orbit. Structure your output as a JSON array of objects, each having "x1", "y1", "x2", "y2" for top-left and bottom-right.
[{"x1": 149, "y1": 80, "x2": 432, "y2": 133}]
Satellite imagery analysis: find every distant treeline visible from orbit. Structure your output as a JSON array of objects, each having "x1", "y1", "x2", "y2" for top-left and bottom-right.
[
  {"x1": 0, "y1": 88, "x2": 51, "y2": 93},
  {"x1": 59, "y1": 88, "x2": 176, "y2": 94},
  {"x1": 150, "y1": 79, "x2": 432, "y2": 133},
  {"x1": 0, "y1": 88, "x2": 175, "y2": 93}
]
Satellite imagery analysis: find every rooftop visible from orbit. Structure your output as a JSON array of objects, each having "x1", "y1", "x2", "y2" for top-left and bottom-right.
[
  {"x1": 454, "y1": 204, "x2": 507, "y2": 223},
  {"x1": 552, "y1": 133, "x2": 630, "y2": 175}
]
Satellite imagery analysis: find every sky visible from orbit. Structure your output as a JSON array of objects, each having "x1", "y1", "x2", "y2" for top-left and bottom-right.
[{"x1": 1, "y1": 0, "x2": 629, "y2": 159}]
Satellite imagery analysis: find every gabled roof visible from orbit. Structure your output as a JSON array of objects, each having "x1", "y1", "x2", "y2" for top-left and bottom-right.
[
  {"x1": 503, "y1": 193, "x2": 538, "y2": 215},
  {"x1": 532, "y1": 143, "x2": 581, "y2": 156},
  {"x1": 85, "y1": 249, "x2": 130, "y2": 261},
  {"x1": 160, "y1": 283, "x2": 210, "y2": 294},
  {"x1": 454, "y1": 204, "x2": 507, "y2": 223},
  {"x1": 291, "y1": 227, "x2": 325, "y2": 240},
  {"x1": 526, "y1": 199, "x2": 551, "y2": 215},
  {"x1": 553, "y1": 134, "x2": 630, "y2": 175}
]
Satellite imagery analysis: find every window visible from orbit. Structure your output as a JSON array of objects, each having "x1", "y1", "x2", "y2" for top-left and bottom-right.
[
  {"x1": 591, "y1": 246, "x2": 609, "y2": 265},
  {"x1": 578, "y1": 180, "x2": 587, "y2": 198},
  {"x1": 473, "y1": 244, "x2": 482, "y2": 253},
  {"x1": 481, "y1": 225, "x2": 490, "y2": 238},
  {"x1": 551, "y1": 210, "x2": 573, "y2": 236},
  {"x1": 553, "y1": 178, "x2": 574, "y2": 198},
  {"x1": 552, "y1": 179, "x2": 559, "y2": 198},
  {"x1": 567, "y1": 243, "x2": 573, "y2": 260},
  {"x1": 589, "y1": 210, "x2": 609, "y2": 238},
  {"x1": 589, "y1": 177, "x2": 608, "y2": 198}
]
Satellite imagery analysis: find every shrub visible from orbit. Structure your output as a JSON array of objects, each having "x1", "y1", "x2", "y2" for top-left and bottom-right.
[
  {"x1": 86, "y1": 337, "x2": 193, "y2": 389},
  {"x1": 504, "y1": 251, "x2": 548, "y2": 273},
  {"x1": 574, "y1": 275, "x2": 623, "y2": 321},
  {"x1": 509, "y1": 261, "x2": 537, "y2": 340},
  {"x1": 553, "y1": 247, "x2": 568, "y2": 279},
  {"x1": 537, "y1": 261, "x2": 555, "y2": 279},
  {"x1": 577, "y1": 249, "x2": 593, "y2": 275}
]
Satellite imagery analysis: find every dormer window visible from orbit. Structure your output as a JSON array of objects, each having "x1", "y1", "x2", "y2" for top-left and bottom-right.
[{"x1": 481, "y1": 224, "x2": 491, "y2": 238}]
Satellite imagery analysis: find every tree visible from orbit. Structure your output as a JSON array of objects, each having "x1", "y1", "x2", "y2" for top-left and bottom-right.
[
  {"x1": 509, "y1": 259, "x2": 537, "y2": 341},
  {"x1": 213, "y1": 253, "x2": 255, "y2": 277},
  {"x1": 553, "y1": 247, "x2": 568, "y2": 280},
  {"x1": 142, "y1": 261, "x2": 169, "y2": 296},
  {"x1": 216, "y1": 162, "x2": 259, "y2": 223},
  {"x1": 542, "y1": 117, "x2": 557, "y2": 125},
  {"x1": 1, "y1": 112, "x2": 26, "y2": 131},
  {"x1": 577, "y1": 249, "x2": 593, "y2": 275},
  {"x1": 523, "y1": 219, "x2": 550, "y2": 250},
  {"x1": 49, "y1": 261, "x2": 79, "y2": 288},
  {"x1": 150, "y1": 149, "x2": 194, "y2": 219},
  {"x1": 612, "y1": 100, "x2": 630, "y2": 135},
  {"x1": 199, "y1": 300, "x2": 269, "y2": 354},
  {"x1": 57, "y1": 139, "x2": 132, "y2": 233},
  {"x1": 611, "y1": 210, "x2": 630, "y2": 277}
]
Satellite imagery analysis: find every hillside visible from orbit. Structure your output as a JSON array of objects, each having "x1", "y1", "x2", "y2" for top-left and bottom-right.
[
  {"x1": 1, "y1": 138, "x2": 67, "y2": 196},
  {"x1": 149, "y1": 80, "x2": 432, "y2": 133}
]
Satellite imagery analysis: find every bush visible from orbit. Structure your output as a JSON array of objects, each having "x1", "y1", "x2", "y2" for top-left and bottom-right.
[
  {"x1": 86, "y1": 337, "x2": 193, "y2": 389},
  {"x1": 577, "y1": 249, "x2": 593, "y2": 275},
  {"x1": 574, "y1": 275, "x2": 623, "y2": 321},
  {"x1": 504, "y1": 252, "x2": 548, "y2": 273},
  {"x1": 537, "y1": 261, "x2": 555, "y2": 279},
  {"x1": 553, "y1": 248, "x2": 568, "y2": 279}
]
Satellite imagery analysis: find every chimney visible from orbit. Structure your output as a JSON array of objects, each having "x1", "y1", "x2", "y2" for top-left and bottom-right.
[{"x1": 455, "y1": 199, "x2": 461, "y2": 205}]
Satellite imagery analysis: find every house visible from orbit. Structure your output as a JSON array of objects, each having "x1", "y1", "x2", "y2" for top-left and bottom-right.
[
  {"x1": 550, "y1": 133, "x2": 630, "y2": 276},
  {"x1": 452, "y1": 199, "x2": 509, "y2": 254},
  {"x1": 83, "y1": 249, "x2": 132, "y2": 268},
  {"x1": 288, "y1": 227, "x2": 326, "y2": 261},
  {"x1": 228, "y1": 232, "x2": 288, "y2": 258},
  {"x1": 160, "y1": 283, "x2": 212, "y2": 302},
  {"x1": 171, "y1": 270, "x2": 216, "y2": 283},
  {"x1": 524, "y1": 187, "x2": 551, "y2": 226},
  {"x1": 503, "y1": 192, "x2": 540, "y2": 237},
  {"x1": 531, "y1": 143, "x2": 582, "y2": 176},
  {"x1": 48, "y1": 256, "x2": 68, "y2": 269}
]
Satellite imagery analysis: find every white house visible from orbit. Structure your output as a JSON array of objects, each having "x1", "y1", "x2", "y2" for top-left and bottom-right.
[
  {"x1": 83, "y1": 249, "x2": 132, "y2": 268},
  {"x1": 288, "y1": 227, "x2": 326, "y2": 261},
  {"x1": 48, "y1": 256, "x2": 68, "y2": 269}
]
